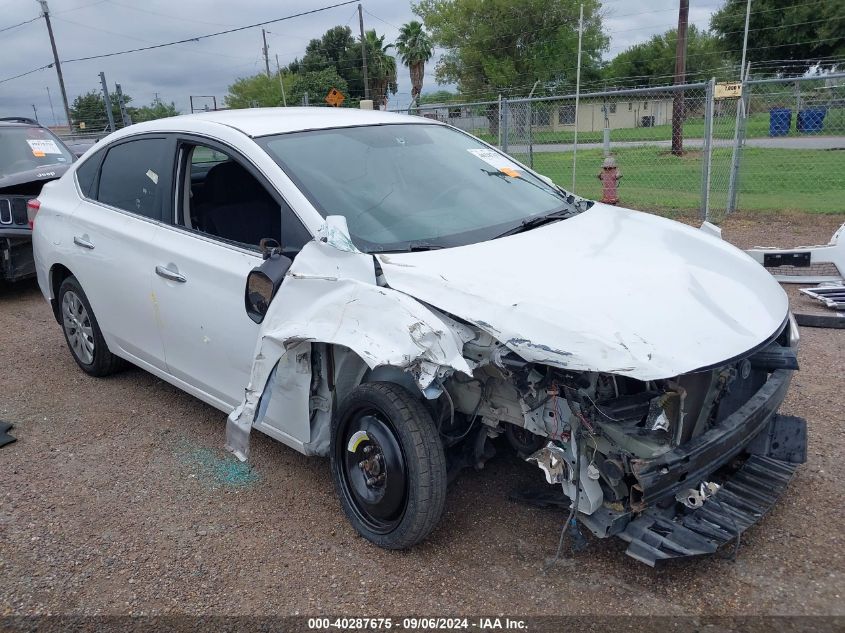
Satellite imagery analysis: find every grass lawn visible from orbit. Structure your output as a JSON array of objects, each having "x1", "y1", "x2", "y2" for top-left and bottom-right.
[
  {"x1": 519, "y1": 146, "x2": 845, "y2": 216},
  {"x1": 473, "y1": 108, "x2": 845, "y2": 146}
]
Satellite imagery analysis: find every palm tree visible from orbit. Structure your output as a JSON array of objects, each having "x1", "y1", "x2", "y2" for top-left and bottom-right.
[
  {"x1": 395, "y1": 21, "x2": 433, "y2": 107},
  {"x1": 364, "y1": 30, "x2": 397, "y2": 108}
]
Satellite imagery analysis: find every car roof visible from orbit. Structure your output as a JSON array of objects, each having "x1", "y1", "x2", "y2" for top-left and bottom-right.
[
  {"x1": 0, "y1": 121, "x2": 40, "y2": 128},
  {"x1": 121, "y1": 107, "x2": 439, "y2": 138}
]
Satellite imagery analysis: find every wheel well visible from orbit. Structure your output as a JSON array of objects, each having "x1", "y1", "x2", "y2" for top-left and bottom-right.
[{"x1": 49, "y1": 263, "x2": 74, "y2": 323}]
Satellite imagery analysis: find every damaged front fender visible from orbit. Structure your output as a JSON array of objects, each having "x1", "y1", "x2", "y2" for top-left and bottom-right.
[{"x1": 225, "y1": 234, "x2": 473, "y2": 462}]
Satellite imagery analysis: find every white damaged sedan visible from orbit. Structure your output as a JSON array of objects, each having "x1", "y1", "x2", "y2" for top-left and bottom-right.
[{"x1": 31, "y1": 108, "x2": 805, "y2": 565}]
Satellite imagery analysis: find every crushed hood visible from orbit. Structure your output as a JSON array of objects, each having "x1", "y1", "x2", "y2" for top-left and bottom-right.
[{"x1": 377, "y1": 204, "x2": 788, "y2": 381}]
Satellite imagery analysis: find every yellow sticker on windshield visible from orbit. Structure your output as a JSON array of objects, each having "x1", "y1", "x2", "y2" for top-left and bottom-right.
[
  {"x1": 32, "y1": 150, "x2": 45, "y2": 157},
  {"x1": 499, "y1": 167, "x2": 520, "y2": 178}
]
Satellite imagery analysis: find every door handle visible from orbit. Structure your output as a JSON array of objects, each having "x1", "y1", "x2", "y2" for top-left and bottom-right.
[
  {"x1": 155, "y1": 265, "x2": 187, "y2": 283},
  {"x1": 73, "y1": 235, "x2": 94, "y2": 250}
]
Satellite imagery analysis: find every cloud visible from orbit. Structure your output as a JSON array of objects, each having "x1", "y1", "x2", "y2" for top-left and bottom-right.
[{"x1": 0, "y1": 0, "x2": 721, "y2": 125}]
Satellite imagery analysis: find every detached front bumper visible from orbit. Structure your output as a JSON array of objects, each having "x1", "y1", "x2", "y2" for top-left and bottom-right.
[
  {"x1": 619, "y1": 368, "x2": 806, "y2": 566},
  {"x1": 631, "y1": 368, "x2": 795, "y2": 505}
]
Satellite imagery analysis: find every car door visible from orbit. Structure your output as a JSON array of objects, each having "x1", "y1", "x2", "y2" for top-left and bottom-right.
[
  {"x1": 149, "y1": 136, "x2": 311, "y2": 411},
  {"x1": 65, "y1": 135, "x2": 174, "y2": 370}
]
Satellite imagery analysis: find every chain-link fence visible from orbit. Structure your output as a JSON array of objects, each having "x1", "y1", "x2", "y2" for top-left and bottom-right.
[{"x1": 403, "y1": 73, "x2": 845, "y2": 222}]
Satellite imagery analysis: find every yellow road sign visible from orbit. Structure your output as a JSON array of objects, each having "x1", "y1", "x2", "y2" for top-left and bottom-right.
[
  {"x1": 715, "y1": 82, "x2": 742, "y2": 99},
  {"x1": 325, "y1": 88, "x2": 345, "y2": 107}
]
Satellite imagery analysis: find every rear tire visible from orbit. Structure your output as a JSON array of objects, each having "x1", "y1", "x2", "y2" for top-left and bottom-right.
[
  {"x1": 58, "y1": 276, "x2": 123, "y2": 377},
  {"x1": 330, "y1": 382, "x2": 447, "y2": 549}
]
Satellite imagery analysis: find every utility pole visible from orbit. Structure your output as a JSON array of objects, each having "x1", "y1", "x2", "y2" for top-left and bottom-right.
[
  {"x1": 99, "y1": 71, "x2": 116, "y2": 133},
  {"x1": 671, "y1": 0, "x2": 689, "y2": 156},
  {"x1": 38, "y1": 0, "x2": 72, "y2": 129},
  {"x1": 358, "y1": 4, "x2": 370, "y2": 100},
  {"x1": 275, "y1": 54, "x2": 287, "y2": 106},
  {"x1": 262, "y1": 29, "x2": 271, "y2": 77}
]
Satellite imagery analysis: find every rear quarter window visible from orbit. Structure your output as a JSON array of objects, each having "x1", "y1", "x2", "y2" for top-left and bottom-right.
[{"x1": 74, "y1": 149, "x2": 105, "y2": 198}]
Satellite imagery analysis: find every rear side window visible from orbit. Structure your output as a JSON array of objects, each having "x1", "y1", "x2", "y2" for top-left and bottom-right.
[
  {"x1": 97, "y1": 138, "x2": 168, "y2": 219},
  {"x1": 75, "y1": 149, "x2": 104, "y2": 198}
]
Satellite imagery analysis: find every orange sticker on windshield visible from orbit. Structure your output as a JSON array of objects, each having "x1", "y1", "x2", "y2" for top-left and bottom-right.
[
  {"x1": 32, "y1": 150, "x2": 45, "y2": 157},
  {"x1": 499, "y1": 167, "x2": 520, "y2": 178}
]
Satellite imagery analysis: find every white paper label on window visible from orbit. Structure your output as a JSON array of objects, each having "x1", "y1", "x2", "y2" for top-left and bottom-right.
[
  {"x1": 467, "y1": 148, "x2": 523, "y2": 176},
  {"x1": 146, "y1": 169, "x2": 159, "y2": 184},
  {"x1": 26, "y1": 139, "x2": 62, "y2": 155}
]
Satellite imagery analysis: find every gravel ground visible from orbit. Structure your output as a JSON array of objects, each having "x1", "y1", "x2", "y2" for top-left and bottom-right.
[{"x1": 0, "y1": 212, "x2": 843, "y2": 617}]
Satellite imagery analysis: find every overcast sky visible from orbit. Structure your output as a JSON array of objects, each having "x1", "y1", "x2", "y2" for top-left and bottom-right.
[{"x1": 0, "y1": 0, "x2": 725, "y2": 126}]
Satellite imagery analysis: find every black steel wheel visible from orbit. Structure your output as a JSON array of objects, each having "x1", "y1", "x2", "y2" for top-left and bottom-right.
[{"x1": 330, "y1": 382, "x2": 447, "y2": 549}]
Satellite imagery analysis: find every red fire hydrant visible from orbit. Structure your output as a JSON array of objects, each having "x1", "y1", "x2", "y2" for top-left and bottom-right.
[{"x1": 598, "y1": 156, "x2": 621, "y2": 205}]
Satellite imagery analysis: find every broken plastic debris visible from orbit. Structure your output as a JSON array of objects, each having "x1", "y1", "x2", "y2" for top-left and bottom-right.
[
  {"x1": 676, "y1": 481, "x2": 721, "y2": 509},
  {"x1": 527, "y1": 443, "x2": 569, "y2": 485}
]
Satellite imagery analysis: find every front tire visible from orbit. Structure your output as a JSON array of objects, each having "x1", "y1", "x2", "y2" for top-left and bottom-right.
[
  {"x1": 58, "y1": 276, "x2": 123, "y2": 377},
  {"x1": 330, "y1": 382, "x2": 447, "y2": 549}
]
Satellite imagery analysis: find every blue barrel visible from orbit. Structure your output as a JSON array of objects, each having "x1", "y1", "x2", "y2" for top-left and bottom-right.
[
  {"x1": 769, "y1": 108, "x2": 792, "y2": 136},
  {"x1": 797, "y1": 107, "x2": 826, "y2": 133}
]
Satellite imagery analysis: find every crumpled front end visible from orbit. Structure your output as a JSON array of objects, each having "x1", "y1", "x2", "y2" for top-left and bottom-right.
[
  {"x1": 437, "y1": 313, "x2": 806, "y2": 565},
  {"x1": 225, "y1": 232, "x2": 473, "y2": 463}
]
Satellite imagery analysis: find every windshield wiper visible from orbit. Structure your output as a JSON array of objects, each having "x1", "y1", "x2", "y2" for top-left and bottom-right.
[
  {"x1": 407, "y1": 242, "x2": 444, "y2": 252},
  {"x1": 493, "y1": 207, "x2": 579, "y2": 239}
]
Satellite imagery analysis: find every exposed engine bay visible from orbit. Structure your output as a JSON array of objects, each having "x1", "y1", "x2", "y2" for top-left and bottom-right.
[{"x1": 426, "y1": 313, "x2": 805, "y2": 563}]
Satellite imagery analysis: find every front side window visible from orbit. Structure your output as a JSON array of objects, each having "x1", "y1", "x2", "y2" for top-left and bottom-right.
[
  {"x1": 96, "y1": 138, "x2": 168, "y2": 219},
  {"x1": 176, "y1": 142, "x2": 310, "y2": 254},
  {"x1": 257, "y1": 124, "x2": 571, "y2": 252}
]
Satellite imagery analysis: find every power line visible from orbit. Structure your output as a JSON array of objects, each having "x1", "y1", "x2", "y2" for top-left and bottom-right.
[
  {"x1": 0, "y1": 15, "x2": 39, "y2": 34},
  {"x1": 0, "y1": 63, "x2": 53, "y2": 85},
  {"x1": 53, "y1": 16, "x2": 256, "y2": 62},
  {"x1": 58, "y1": 0, "x2": 358, "y2": 64}
]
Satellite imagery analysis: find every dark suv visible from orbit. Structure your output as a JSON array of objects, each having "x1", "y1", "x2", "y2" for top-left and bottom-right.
[{"x1": 0, "y1": 117, "x2": 75, "y2": 282}]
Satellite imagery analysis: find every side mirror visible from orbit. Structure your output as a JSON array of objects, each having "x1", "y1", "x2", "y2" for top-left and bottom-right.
[{"x1": 245, "y1": 245, "x2": 292, "y2": 324}]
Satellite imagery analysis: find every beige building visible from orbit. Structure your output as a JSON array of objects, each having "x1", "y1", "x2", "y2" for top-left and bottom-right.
[{"x1": 534, "y1": 97, "x2": 675, "y2": 133}]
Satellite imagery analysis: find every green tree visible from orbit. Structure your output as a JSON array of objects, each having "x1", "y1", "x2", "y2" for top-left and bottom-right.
[
  {"x1": 298, "y1": 25, "x2": 365, "y2": 98},
  {"x1": 364, "y1": 29, "x2": 398, "y2": 107},
  {"x1": 224, "y1": 72, "x2": 296, "y2": 109},
  {"x1": 288, "y1": 68, "x2": 349, "y2": 106},
  {"x1": 604, "y1": 26, "x2": 729, "y2": 87},
  {"x1": 69, "y1": 90, "x2": 133, "y2": 132},
  {"x1": 414, "y1": 0, "x2": 607, "y2": 99},
  {"x1": 419, "y1": 89, "x2": 460, "y2": 104},
  {"x1": 396, "y1": 20, "x2": 434, "y2": 105},
  {"x1": 710, "y1": 0, "x2": 845, "y2": 74},
  {"x1": 132, "y1": 97, "x2": 179, "y2": 123}
]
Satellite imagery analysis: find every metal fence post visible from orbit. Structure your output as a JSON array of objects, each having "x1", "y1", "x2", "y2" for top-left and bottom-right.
[
  {"x1": 497, "y1": 94, "x2": 502, "y2": 148},
  {"x1": 501, "y1": 97, "x2": 509, "y2": 154},
  {"x1": 528, "y1": 100, "x2": 534, "y2": 168},
  {"x1": 727, "y1": 65, "x2": 751, "y2": 214},
  {"x1": 699, "y1": 77, "x2": 715, "y2": 222},
  {"x1": 115, "y1": 83, "x2": 132, "y2": 127},
  {"x1": 98, "y1": 71, "x2": 115, "y2": 133}
]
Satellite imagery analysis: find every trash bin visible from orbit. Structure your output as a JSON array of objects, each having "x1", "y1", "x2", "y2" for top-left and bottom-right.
[
  {"x1": 797, "y1": 107, "x2": 827, "y2": 134},
  {"x1": 769, "y1": 108, "x2": 792, "y2": 136},
  {"x1": 640, "y1": 115, "x2": 655, "y2": 128}
]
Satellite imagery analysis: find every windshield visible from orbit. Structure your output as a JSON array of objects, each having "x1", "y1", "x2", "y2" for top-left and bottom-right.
[
  {"x1": 0, "y1": 126, "x2": 73, "y2": 177},
  {"x1": 257, "y1": 123, "x2": 575, "y2": 252}
]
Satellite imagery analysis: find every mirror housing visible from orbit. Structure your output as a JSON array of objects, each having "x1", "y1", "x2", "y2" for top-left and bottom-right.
[{"x1": 245, "y1": 249, "x2": 292, "y2": 324}]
